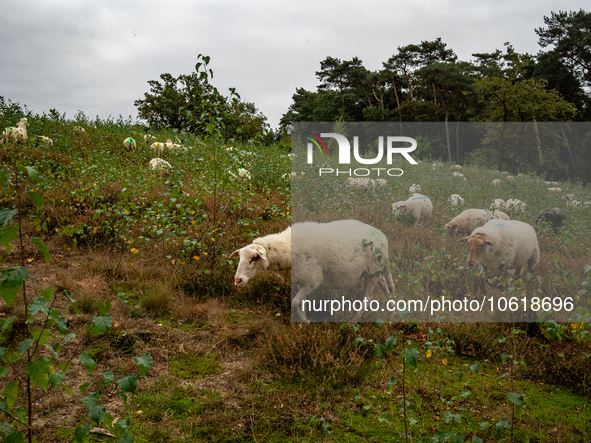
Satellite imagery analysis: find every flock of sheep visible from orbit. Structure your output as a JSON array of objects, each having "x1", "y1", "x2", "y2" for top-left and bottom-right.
[{"x1": 231, "y1": 163, "x2": 587, "y2": 321}]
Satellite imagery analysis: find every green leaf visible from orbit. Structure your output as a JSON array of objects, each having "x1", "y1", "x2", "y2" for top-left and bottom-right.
[
  {"x1": 385, "y1": 334, "x2": 398, "y2": 351},
  {"x1": 0, "y1": 208, "x2": 17, "y2": 226},
  {"x1": 4, "y1": 380, "x2": 19, "y2": 409},
  {"x1": 403, "y1": 347, "x2": 419, "y2": 368},
  {"x1": 495, "y1": 417, "x2": 511, "y2": 437},
  {"x1": 102, "y1": 370, "x2": 114, "y2": 386},
  {"x1": 0, "y1": 366, "x2": 8, "y2": 377},
  {"x1": 469, "y1": 363, "x2": 479, "y2": 373},
  {"x1": 29, "y1": 297, "x2": 50, "y2": 316},
  {"x1": 0, "y1": 267, "x2": 29, "y2": 306},
  {"x1": 19, "y1": 338, "x2": 34, "y2": 355},
  {"x1": 25, "y1": 166, "x2": 38, "y2": 181},
  {"x1": 361, "y1": 404, "x2": 372, "y2": 412},
  {"x1": 49, "y1": 372, "x2": 65, "y2": 387},
  {"x1": 118, "y1": 373, "x2": 138, "y2": 393},
  {"x1": 134, "y1": 353, "x2": 153, "y2": 377},
  {"x1": 3, "y1": 429, "x2": 25, "y2": 443},
  {"x1": 0, "y1": 316, "x2": 16, "y2": 332},
  {"x1": 31, "y1": 238, "x2": 50, "y2": 264},
  {"x1": 79, "y1": 351, "x2": 97, "y2": 376},
  {"x1": 374, "y1": 344, "x2": 385, "y2": 357},
  {"x1": 507, "y1": 392, "x2": 524, "y2": 406},
  {"x1": 472, "y1": 437, "x2": 484, "y2": 443},
  {"x1": 25, "y1": 357, "x2": 52, "y2": 390},
  {"x1": 115, "y1": 418, "x2": 130, "y2": 431},
  {"x1": 0, "y1": 169, "x2": 11, "y2": 185},
  {"x1": 74, "y1": 425, "x2": 91, "y2": 442},
  {"x1": 91, "y1": 315, "x2": 112, "y2": 335},
  {"x1": 117, "y1": 433, "x2": 134, "y2": 443},
  {"x1": 27, "y1": 191, "x2": 44, "y2": 211},
  {"x1": 0, "y1": 225, "x2": 18, "y2": 253},
  {"x1": 453, "y1": 434, "x2": 466, "y2": 443},
  {"x1": 387, "y1": 376, "x2": 398, "y2": 392},
  {"x1": 54, "y1": 316, "x2": 68, "y2": 335}
]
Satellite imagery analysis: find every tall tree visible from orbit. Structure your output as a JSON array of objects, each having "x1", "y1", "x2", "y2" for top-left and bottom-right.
[{"x1": 536, "y1": 9, "x2": 591, "y2": 87}]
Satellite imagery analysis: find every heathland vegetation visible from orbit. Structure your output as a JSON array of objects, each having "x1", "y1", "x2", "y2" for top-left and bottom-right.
[{"x1": 0, "y1": 10, "x2": 590, "y2": 443}]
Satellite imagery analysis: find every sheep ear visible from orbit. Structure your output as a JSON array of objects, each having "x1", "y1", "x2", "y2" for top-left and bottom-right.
[
  {"x1": 484, "y1": 240, "x2": 494, "y2": 246},
  {"x1": 229, "y1": 249, "x2": 241, "y2": 259},
  {"x1": 458, "y1": 236, "x2": 470, "y2": 243},
  {"x1": 254, "y1": 245, "x2": 267, "y2": 260}
]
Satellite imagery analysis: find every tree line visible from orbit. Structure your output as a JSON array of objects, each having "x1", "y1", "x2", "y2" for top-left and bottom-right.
[{"x1": 280, "y1": 9, "x2": 591, "y2": 182}]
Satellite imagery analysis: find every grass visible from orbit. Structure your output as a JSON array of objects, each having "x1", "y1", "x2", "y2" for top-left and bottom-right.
[{"x1": 0, "y1": 114, "x2": 589, "y2": 442}]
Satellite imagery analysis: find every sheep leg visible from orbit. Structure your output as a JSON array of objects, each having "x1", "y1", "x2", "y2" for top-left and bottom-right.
[
  {"x1": 291, "y1": 284, "x2": 318, "y2": 322},
  {"x1": 352, "y1": 276, "x2": 380, "y2": 322}
]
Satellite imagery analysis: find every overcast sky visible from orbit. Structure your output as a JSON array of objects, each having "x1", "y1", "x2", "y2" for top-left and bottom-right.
[{"x1": 0, "y1": 1, "x2": 584, "y2": 130}]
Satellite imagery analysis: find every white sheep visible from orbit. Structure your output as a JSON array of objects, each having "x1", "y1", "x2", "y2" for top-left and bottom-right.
[
  {"x1": 123, "y1": 137, "x2": 136, "y2": 151},
  {"x1": 73, "y1": 126, "x2": 86, "y2": 134},
  {"x1": 505, "y1": 198, "x2": 526, "y2": 214},
  {"x1": 450, "y1": 165, "x2": 463, "y2": 172},
  {"x1": 370, "y1": 179, "x2": 387, "y2": 192},
  {"x1": 38, "y1": 135, "x2": 53, "y2": 146},
  {"x1": 409, "y1": 184, "x2": 421, "y2": 195},
  {"x1": 1, "y1": 118, "x2": 29, "y2": 143},
  {"x1": 149, "y1": 158, "x2": 171, "y2": 171},
  {"x1": 452, "y1": 172, "x2": 465, "y2": 179},
  {"x1": 432, "y1": 162, "x2": 444, "y2": 169},
  {"x1": 490, "y1": 199, "x2": 506, "y2": 211},
  {"x1": 566, "y1": 194, "x2": 582, "y2": 209},
  {"x1": 230, "y1": 220, "x2": 396, "y2": 322},
  {"x1": 547, "y1": 187, "x2": 562, "y2": 193},
  {"x1": 501, "y1": 171, "x2": 509, "y2": 176},
  {"x1": 448, "y1": 194, "x2": 464, "y2": 207},
  {"x1": 150, "y1": 142, "x2": 166, "y2": 154},
  {"x1": 506, "y1": 175, "x2": 515, "y2": 181},
  {"x1": 344, "y1": 177, "x2": 371, "y2": 191},
  {"x1": 165, "y1": 138, "x2": 184, "y2": 150},
  {"x1": 229, "y1": 168, "x2": 251, "y2": 183},
  {"x1": 545, "y1": 181, "x2": 559, "y2": 187},
  {"x1": 392, "y1": 194, "x2": 433, "y2": 226},
  {"x1": 459, "y1": 219, "x2": 540, "y2": 274},
  {"x1": 492, "y1": 179, "x2": 502, "y2": 186},
  {"x1": 445, "y1": 209, "x2": 509, "y2": 236},
  {"x1": 143, "y1": 134, "x2": 157, "y2": 143}
]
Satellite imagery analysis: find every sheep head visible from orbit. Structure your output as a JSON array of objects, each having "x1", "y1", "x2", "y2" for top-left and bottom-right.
[
  {"x1": 458, "y1": 233, "x2": 494, "y2": 267},
  {"x1": 229, "y1": 244, "x2": 269, "y2": 287}
]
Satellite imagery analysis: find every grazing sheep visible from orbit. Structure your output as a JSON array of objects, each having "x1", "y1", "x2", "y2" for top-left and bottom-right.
[
  {"x1": 370, "y1": 179, "x2": 387, "y2": 192},
  {"x1": 143, "y1": 134, "x2": 157, "y2": 143},
  {"x1": 505, "y1": 199, "x2": 526, "y2": 214},
  {"x1": 448, "y1": 194, "x2": 464, "y2": 207},
  {"x1": 492, "y1": 179, "x2": 502, "y2": 186},
  {"x1": 73, "y1": 126, "x2": 86, "y2": 134},
  {"x1": 547, "y1": 187, "x2": 562, "y2": 193},
  {"x1": 229, "y1": 168, "x2": 251, "y2": 183},
  {"x1": 545, "y1": 181, "x2": 559, "y2": 187},
  {"x1": 432, "y1": 162, "x2": 444, "y2": 169},
  {"x1": 490, "y1": 199, "x2": 506, "y2": 211},
  {"x1": 566, "y1": 194, "x2": 582, "y2": 209},
  {"x1": 123, "y1": 137, "x2": 136, "y2": 151},
  {"x1": 458, "y1": 219, "x2": 539, "y2": 274},
  {"x1": 149, "y1": 158, "x2": 171, "y2": 171},
  {"x1": 506, "y1": 175, "x2": 515, "y2": 181},
  {"x1": 36, "y1": 135, "x2": 53, "y2": 146},
  {"x1": 150, "y1": 142, "x2": 166, "y2": 154},
  {"x1": 452, "y1": 172, "x2": 465, "y2": 179},
  {"x1": 535, "y1": 208, "x2": 565, "y2": 232},
  {"x1": 1, "y1": 118, "x2": 29, "y2": 143},
  {"x1": 230, "y1": 220, "x2": 396, "y2": 322},
  {"x1": 501, "y1": 171, "x2": 509, "y2": 176},
  {"x1": 344, "y1": 177, "x2": 371, "y2": 191},
  {"x1": 392, "y1": 194, "x2": 433, "y2": 226},
  {"x1": 445, "y1": 208, "x2": 509, "y2": 236},
  {"x1": 409, "y1": 184, "x2": 421, "y2": 195},
  {"x1": 450, "y1": 165, "x2": 463, "y2": 172}
]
